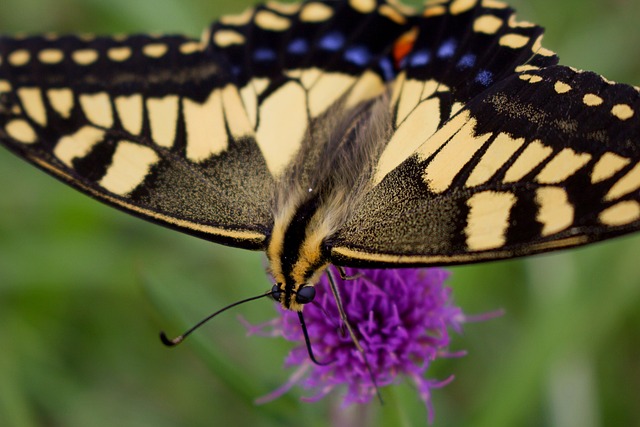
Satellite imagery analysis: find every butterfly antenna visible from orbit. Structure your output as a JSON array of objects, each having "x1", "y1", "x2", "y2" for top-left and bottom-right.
[
  {"x1": 160, "y1": 291, "x2": 275, "y2": 347},
  {"x1": 297, "y1": 311, "x2": 333, "y2": 366},
  {"x1": 326, "y1": 268, "x2": 384, "y2": 405}
]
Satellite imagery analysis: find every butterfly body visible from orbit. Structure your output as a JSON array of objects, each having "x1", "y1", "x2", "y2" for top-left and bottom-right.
[
  {"x1": 267, "y1": 94, "x2": 393, "y2": 310},
  {"x1": 1, "y1": 0, "x2": 640, "y2": 311}
]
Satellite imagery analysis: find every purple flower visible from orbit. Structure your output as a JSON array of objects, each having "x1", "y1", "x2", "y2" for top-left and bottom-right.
[{"x1": 243, "y1": 267, "x2": 483, "y2": 423}]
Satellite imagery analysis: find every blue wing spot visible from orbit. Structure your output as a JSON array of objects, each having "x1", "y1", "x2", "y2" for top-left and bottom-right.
[
  {"x1": 475, "y1": 70, "x2": 493, "y2": 86},
  {"x1": 409, "y1": 49, "x2": 431, "y2": 67},
  {"x1": 319, "y1": 31, "x2": 345, "y2": 51},
  {"x1": 378, "y1": 57, "x2": 395, "y2": 81},
  {"x1": 288, "y1": 38, "x2": 309, "y2": 55},
  {"x1": 344, "y1": 45, "x2": 371, "y2": 66},
  {"x1": 437, "y1": 39, "x2": 457, "y2": 59},
  {"x1": 254, "y1": 47, "x2": 277, "y2": 62},
  {"x1": 457, "y1": 53, "x2": 476, "y2": 69}
]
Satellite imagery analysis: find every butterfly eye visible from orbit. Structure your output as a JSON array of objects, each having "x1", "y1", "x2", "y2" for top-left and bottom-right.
[
  {"x1": 295, "y1": 285, "x2": 316, "y2": 304},
  {"x1": 271, "y1": 284, "x2": 282, "y2": 302}
]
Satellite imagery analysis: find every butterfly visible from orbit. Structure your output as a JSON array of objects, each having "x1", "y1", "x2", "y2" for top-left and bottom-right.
[{"x1": 1, "y1": 0, "x2": 639, "y2": 315}]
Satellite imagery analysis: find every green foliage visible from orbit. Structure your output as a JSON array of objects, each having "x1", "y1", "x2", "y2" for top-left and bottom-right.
[{"x1": 1, "y1": 1, "x2": 639, "y2": 426}]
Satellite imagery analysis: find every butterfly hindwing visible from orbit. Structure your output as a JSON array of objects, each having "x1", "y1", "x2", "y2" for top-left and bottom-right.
[
  {"x1": 0, "y1": 33, "x2": 274, "y2": 249},
  {"x1": 376, "y1": 0, "x2": 559, "y2": 184},
  {"x1": 207, "y1": 0, "x2": 412, "y2": 182}
]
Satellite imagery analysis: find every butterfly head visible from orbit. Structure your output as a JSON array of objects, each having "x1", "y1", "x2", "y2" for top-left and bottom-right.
[{"x1": 270, "y1": 283, "x2": 316, "y2": 312}]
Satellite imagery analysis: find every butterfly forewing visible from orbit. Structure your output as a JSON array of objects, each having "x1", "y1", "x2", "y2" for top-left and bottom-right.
[
  {"x1": 329, "y1": 64, "x2": 640, "y2": 267},
  {"x1": 0, "y1": 33, "x2": 274, "y2": 249}
]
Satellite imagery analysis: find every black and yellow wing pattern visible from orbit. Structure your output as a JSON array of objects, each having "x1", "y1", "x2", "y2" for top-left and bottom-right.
[
  {"x1": 0, "y1": 32, "x2": 273, "y2": 249},
  {"x1": 326, "y1": 1, "x2": 640, "y2": 266},
  {"x1": 1, "y1": 0, "x2": 639, "y2": 270}
]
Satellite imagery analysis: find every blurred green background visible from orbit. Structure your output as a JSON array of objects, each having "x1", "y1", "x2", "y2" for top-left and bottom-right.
[{"x1": 1, "y1": 0, "x2": 640, "y2": 426}]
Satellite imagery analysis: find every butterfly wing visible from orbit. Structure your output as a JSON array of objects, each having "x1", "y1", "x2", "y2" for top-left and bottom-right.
[
  {"x1": 0, "y1": 33, "x2": 274, "y2": 249},
  {"x1": 327, "y1": 1, "x2": 640, "y2": 267},
  {"x1": 3, "y1": 0, "x2": 639, "y2": 264},
  {"x1": 0, "y1": 1, "x2": 415, "y2": 250},
  {"x1": 209, "y1": 1, "x2": 412, "y2": 184}
]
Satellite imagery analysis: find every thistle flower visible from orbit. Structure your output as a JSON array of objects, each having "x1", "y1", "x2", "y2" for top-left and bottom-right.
[{"x1": 243, "y1": 267, "x2": 479, "y2": 423}]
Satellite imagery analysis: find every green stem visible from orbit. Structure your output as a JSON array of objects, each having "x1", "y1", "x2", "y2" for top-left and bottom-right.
[{"x1": 380, "y1": 387, "x2": 413, "y2": 427}]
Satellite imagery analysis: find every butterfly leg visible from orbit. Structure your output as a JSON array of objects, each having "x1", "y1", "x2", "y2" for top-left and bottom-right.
[
  {"x1": 326, "y1": 268, "x2": 383, "y2": 403},
  {"x1": 337, "y1": 265, "x2": 362, "y2": 281}
]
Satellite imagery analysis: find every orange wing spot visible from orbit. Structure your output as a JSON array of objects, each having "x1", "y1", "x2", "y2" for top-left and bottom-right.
[{"x1": 393, "y1": 27, "x2": 418, "y2": 68}]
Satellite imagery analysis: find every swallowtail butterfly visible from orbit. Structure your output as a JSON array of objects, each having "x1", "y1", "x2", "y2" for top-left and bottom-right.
[{"x1": 0, "y1": 0, "x2": 639, "y2": 315}]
